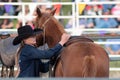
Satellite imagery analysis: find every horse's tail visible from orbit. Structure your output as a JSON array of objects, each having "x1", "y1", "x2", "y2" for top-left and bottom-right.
[{"x1": 82, "y1": 55, "x2": 97, "y2": 77}]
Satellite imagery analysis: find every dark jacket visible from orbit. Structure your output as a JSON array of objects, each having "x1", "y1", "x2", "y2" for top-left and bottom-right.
[{"x1": 18, "y1": 43, "x2": 62, "y2": 77}]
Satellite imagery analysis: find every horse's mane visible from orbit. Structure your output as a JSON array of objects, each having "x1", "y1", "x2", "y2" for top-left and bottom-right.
[
  {"x1": 51, "y1": 16, "x2": 66, "y2": 34},
  {"x1": 44, "y1": 16, "x2": 66, "y2": 47}
]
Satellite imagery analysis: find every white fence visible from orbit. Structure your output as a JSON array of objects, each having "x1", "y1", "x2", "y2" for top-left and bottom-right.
[{"x1": 0, "y1": 1, "x2": 120, "y2": 71}]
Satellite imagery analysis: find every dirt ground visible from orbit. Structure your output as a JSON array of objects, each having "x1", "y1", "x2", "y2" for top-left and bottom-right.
[{"x1": 110, "y1": 71, "x2": 120, "y2": 78}]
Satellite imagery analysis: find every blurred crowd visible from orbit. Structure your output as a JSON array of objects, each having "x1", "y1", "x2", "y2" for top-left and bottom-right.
[
  {"x1": 1, "y1": 0, "x2": 120, "y2": 29},
  {"x1": 0, "y1": 0, "x2": 120, "y2": 55},
  {"x1": 0, "y1": 0, "x2": 21, "y2": 29},
  {"x1": 66, "y1": 1, "x2": 120, "y2": 29},
  {"x1": 0, "y1": 0, "x2": 61, "y2": 29}
]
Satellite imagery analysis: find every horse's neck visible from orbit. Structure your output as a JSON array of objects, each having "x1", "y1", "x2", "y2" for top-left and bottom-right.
[
  {"x1": 46, "y1": 29, "x2": 64, "y2": 48},
  {"x1": 46, "y1": 18, "x2": 65, "y2": 48},
  {"x1": 46, "y1": 35, "x2": 61, "y2": 48}
]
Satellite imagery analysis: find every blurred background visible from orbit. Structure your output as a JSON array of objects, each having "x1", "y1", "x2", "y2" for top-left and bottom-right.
[{"x1": 0, "y1": 0, "x2": 120, "y2": 78}]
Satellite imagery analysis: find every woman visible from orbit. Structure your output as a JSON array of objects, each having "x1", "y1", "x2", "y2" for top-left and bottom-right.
[{"x1": 13, "y1": 25, "x2": 70, "y2": 77}]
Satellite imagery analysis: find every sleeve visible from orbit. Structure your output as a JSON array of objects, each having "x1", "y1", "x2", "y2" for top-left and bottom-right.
[{"x1": 29, "y1": 43, "x2": 62, "y2": 59}]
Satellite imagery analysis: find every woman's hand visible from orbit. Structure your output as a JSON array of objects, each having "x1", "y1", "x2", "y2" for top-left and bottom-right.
[{"x1": 59, "y1": 33, "x2": 71, "y2": 46}]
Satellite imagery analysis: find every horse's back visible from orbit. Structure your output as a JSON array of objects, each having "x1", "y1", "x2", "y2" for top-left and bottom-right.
[{"x1": 55, "y1": 37, "x2": 109, "y2": 77}]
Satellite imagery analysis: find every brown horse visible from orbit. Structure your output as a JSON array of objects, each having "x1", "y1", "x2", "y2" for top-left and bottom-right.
[{"x1": 35, "y1": 8, "x2": 109, "y2": 77}]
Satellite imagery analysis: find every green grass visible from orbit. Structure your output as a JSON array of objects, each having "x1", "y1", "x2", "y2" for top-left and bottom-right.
[
  {"x1": 110, "y1": 61, "x2": 120, "y2": 68},
  {"x1": 12, "y1": 19, "x2": 18, "y2": 29}
]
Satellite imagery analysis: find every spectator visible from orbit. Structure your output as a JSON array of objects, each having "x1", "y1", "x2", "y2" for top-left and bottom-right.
[
  {"x1": 16, "y1": 19, "x2": 22, "y2": 29},
  {"x1": 4, "y1": 4, "x2": 15, "y2": 15},
  {"x1": 0, "y1": 5, "x2": 5, "y2": 15},
  {"x1": 14, "y1": 5, "x2": 22, "y2": 16},
  {"x1": 111, "y1": 4, "x2": 120, "y2": 15},
  {"x1": 26, "y1": 21, "x2": 35, "y2": 29},
  {"x1": 94, "y1": 18, "x2": 118, "y2": 28},
  {"x1": 0, "y1": 0, "x2": 19, "y2": 16},
  {"x1": 94, "y1": 9, "x2": 118, "y2": 28},
  {"x1": 0, "y1": 19, "x2": 14, "y2": 29},
  {"x1": 105, "y1": 22, "x2": 120, "y2": 55},
  {"x1": 28, "y1": 4, "x2": 37, "y2": 16},
  {"x1": 105, "y1": 34, "x2": 120, "y2": 55},
  {"x1": 102, "y1": 3, "x2": 114, "y2": 15},
  {"x1": 16, "y1": 5, "x2": 34, "y2": 29},
  {"x1": 115, "y1": 18, "x2": 120, "y2": 28},
  {"x1": 24, "y1": 5, "x2": 33, "y2": 23},
  {"x1": 65, "y1": 19, "x2": 73, "y2": 29},
  {"x1": 85, "y1": 4, "x2": 103, "y2": 15},
  {"x1": 79, "y1": 18, "x2": 94, "y2": 28}
]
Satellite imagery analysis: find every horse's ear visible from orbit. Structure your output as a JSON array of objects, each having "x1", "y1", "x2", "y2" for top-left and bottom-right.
[
  {"x1": 50, "y1": 8, "x2": 57, "y2": 16},
  {"x1": 36, "y1": 7, "x2": 42, "y2": 17}
]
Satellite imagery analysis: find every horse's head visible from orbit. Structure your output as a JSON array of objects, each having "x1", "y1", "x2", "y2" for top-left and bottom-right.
[
  {"x1": 35, "y1": 7, "x2": 57, "y2": 29},
  {"x1": 35, "y1": 7, "x2": 66, "y2": 48}
]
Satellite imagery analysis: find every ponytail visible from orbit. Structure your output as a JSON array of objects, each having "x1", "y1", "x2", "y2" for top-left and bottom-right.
[{"x1": 15, "y1": 41, "x2": 25, "y2": 77}]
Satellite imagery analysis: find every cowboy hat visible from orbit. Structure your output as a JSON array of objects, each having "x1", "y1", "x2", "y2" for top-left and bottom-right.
[{"x1": 13, "y1": 25, "x2": 43, "y2": 45}]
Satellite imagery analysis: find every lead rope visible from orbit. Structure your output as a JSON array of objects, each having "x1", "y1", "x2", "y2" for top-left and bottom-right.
[
  {"x1": 41, "y1": 16, "x2": 51, "y2": 49},
  {"x1": 41, "y1": 17, "x2": 52, "y2": 78},
  {"x1": 43, "y1": 26, "x2": 46, "y2": 50},
  {"x1": 40, "y1": 26, "x2": 50, "y2": 78}
]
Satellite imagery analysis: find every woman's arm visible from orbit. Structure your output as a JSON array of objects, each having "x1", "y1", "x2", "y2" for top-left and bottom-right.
[
  {"x1": 29, "y1": 43, "x2": 62, "y2": 59},
  {"x1": 29, "y1": 33, "x2": 70, "y2": 59}
]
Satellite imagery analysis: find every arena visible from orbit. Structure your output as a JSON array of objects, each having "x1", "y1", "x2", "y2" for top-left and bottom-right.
[{"x1": 0, "y1": 0, "x2": 120, "y2": 79}]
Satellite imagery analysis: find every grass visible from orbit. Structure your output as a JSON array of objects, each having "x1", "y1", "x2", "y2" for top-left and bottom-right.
[{"x1": 110, "y1": 61, "x2": 120, "y2": 68}]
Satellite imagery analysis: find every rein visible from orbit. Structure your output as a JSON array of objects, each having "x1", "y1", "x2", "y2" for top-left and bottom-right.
[{"x1": 41, "y1": 16, "x2": 52, "y2": 29}]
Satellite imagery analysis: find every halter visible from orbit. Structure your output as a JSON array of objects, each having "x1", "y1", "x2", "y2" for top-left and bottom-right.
[
  {"x1": 41, "y1": 16, "x2": 52, "y2": 29},
  {"x1": 39, "y1": 15, "x2": 53, "y2": 77},
  {"x1": 37, "y1": 7, "x2": 55, "y2": 47},
  {"x1": 40, "y1": 16, "x2": 52, "y2": 49}
]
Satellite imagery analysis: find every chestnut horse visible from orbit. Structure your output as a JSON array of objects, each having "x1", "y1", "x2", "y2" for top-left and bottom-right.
[{"x1": 35, "y1": 8, "x2": 109, "y2": 77}]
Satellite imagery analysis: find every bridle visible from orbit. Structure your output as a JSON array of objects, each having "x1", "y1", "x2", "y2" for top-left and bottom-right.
[
  {"x1": 38, "y1": 14, "x2": 54, "y2": 77},
  {"x1": 39, "y1": 16, "x2": 52, "y2": 50},
  {"x1": 40, "y1": 16, "x2": 52, "y2": 30}
]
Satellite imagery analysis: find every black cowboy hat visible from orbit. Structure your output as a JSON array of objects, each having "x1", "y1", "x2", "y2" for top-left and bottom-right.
[{"x1": 13, "y1": 25, "x2": 43, "y2": 45}]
